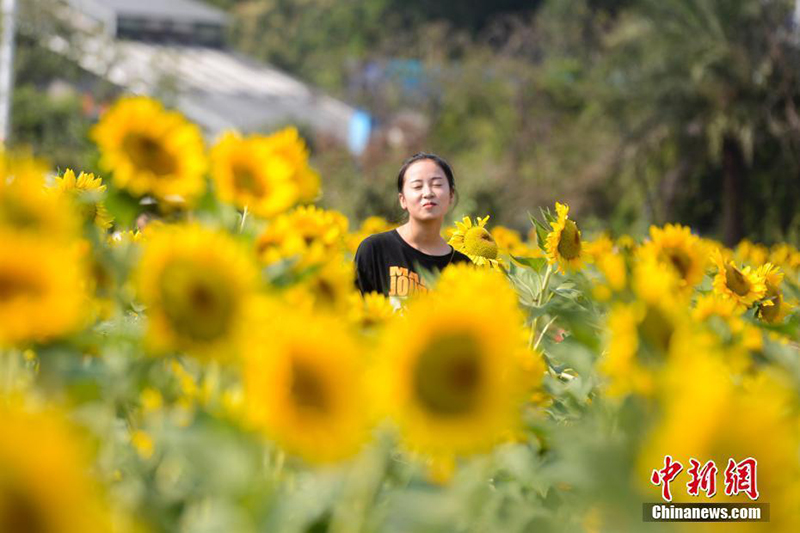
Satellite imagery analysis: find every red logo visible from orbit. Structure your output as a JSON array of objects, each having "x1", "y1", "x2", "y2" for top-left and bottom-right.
[
  {"x1": 724, "y1": 457, "x2": 759, "y2": 501},
  {"x1": 651, "y1": 456, "x2": 759, "y2": 501},
  {"x1": 651, "y1": 455, "x2": 683, "y2": 502}
]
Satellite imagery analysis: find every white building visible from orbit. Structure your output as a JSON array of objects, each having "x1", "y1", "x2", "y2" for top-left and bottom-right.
[{"x1": 49, "y1": 0, "x2": 367, "y2": 148}]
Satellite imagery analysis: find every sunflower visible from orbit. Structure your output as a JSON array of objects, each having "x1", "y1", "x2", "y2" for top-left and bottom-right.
[
  {"x1": 545, "y1": 202, "x2": 583, "y2": 273},
  {"x1": 435, "y1": 262, "x2": 517, "y2": 309},
  {"x1": 639, "y1": 224, "x2": 707, "y2": 290},
  {"x1": 348, "y1": 291, "x2": 396, "y2": 329},
  {"x1": 711, "y1": 251, "x2": 767, "y2": 309},
  {"x1": 448, "y1": 215, "x2": 504, "y2": 269},
  {"x1": 0, "y1": 230, "x2": 88, "y2": 346},
  {"x1": 586, "y1": 234, "x2": 626, "y2": 292},
  {"x1": 242, "y1": 305, "x2": 370, "y2": 463},
  {"x1": 770, "y1": 243, "x2": 800, "y2": 275},
  {"x1": 263, "y1": 126, "x2": 321, "y2": 203},
  {"x1": 136, "y1": 223, "x2": 258, "y2": 359},
  {"x1": 91, "y1": 96, "x2": 207, "y2": 206},
  {"x1": 601, "y1": 302, "x2": 667, "y2": 398},
  {"x1": 735, "y1": 239, "x2": 769, "y2": 267},
  {"x1": 0, "y1": 404, "x2": 112, "y2": 533},
  {"x1": 283, "y1": 257, "x2": 357, "y2": 313},
  {"x1": 600, "y1": 260, "x2": 690, "y2": 397},
  {"x1": 631, "y1": 257, "x2": 687, "y2": 306},
  {"x1": 49, "y1": 169, "x2": 114, "y2": 230},
  {"x1": 0, "y1": 173, "x2": 81, "y2": 241},
  {"x1": 491, "y1": 225, "x2": 539, "y2": 257},
  {"x1": 639, "y1": 355, "x2": 800, "y2": 529},
  {"x1": 692, "y1": 294, "x2": 761, "y2": 364},
  {"x1": 377, "y1": 276, "x2": 531, "y2": 457},
  {"x1": 756, "y1": 263, "x2": 793, "y2": 324},
  {"x1": 210, "y1": 131, "x2": 300, "y2": 218},
  {"x1": 256, "y1": 205, "x2": 349, "y2": 267}
]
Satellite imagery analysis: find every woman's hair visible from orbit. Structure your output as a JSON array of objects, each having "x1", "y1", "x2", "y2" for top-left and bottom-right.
[{"x1": 396, "y1": 152, "x2": 456, "y2": 195}]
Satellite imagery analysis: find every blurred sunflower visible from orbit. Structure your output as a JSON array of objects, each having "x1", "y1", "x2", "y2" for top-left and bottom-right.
[
  {"x1": 756, "y1": 263, "x2": 793, "y2": 324},
  {"x1": 91, "y1": 96, "x2": 207, "y2": 206},
  {"x1": 601, "y1": 302, "x2": 670, "y2": 398},
  {"x1": 136, "y1": 224, "x2": 258, "y2": 359},
  {"x1": 0, "y1": 149, "x2": 49, "y2": 181},
  {"x1": 771, "y1": 243, "x2": 800, "y2": 275},
  {"x1": 0, "y1": 173, "x2": 81, "y2": 241},
  {"x1": 448, "y1": 215, "x2": 504, "y2": 269},
  {"x1": 284, "y1": 257, "x2": 356, "y2": 313},
  {"x1": 210, "y1": 131, "x2": 299, "y2": 218},
  {"x1": 378, "y1": 277, "x2": 532, "y2": 457},
  {"x1": 639, "y1": 355, "x2": 800, "y2": 531},
  {"x1": 49, "y1": 169, "x2": 114, "y2": 230},
  {"x1": 348, "y1": 291, "x2": 396, "y2": 329},
  {"x1": 0, "y1": 404, "x2": 112, "y2": 533},
  {"x1": 712, "y1": 252, "x2": 766, "y2": 309},
  {"x1": 242, "y1": 306, "x2": 370, "y2": 463},
  {"x1": 545, "y1": 202, "x2": 583, "y2": 273},
  {"x1": 264, "y1": 126, "x2": 321, "y2": 203},
  {"x1": 586, "y1": 234, "x2": 626, "y2": 293},
  {"x1": 491, "y1": 225, "x2": 539, "y2": 257},
  {"x1": 600, "y1": 262, "x2": 689, "y2": 398},
  {"x1": 256, "y1": 205, "x2": 349, "y2": 267},
  {"x1": 616, "y1": 234, "x2": 638, "y2": 253},
  {"x1": 639, "y1": 224, "x2": 706, "y2": 290},
  {"x1": 735, "y1": 239, "x2": 770, "y2": 267},
  {"x1": 0, "y1": 231, "x2": 88, "y2": 346},
  {"x1": 691, "y1": 294, "x2": 759, "y2": 369},
  {"x1": 435, "y1": 262, "x2": 517, "y2": 309}
]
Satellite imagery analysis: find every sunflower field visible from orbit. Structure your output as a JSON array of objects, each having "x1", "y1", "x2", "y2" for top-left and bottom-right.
[{"x1": 2, "y1": 95, "x2": 800, "y2": 533}]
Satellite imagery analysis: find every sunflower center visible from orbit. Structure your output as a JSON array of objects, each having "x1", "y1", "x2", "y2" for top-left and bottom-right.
[
  {"x1": 313, "y1": 278, "x2": 338, "y2": 307},
  {"x1": 122, "y1": 133, "x2": 178, "y2": 177},
  {"x1": 464, "y1": 227, "x2": 498, "y2": 259},
  {"x1": 662, "y1": 248, "x2": 691, "y2": 280},
  {"x1": 639, "y1": 305, "x2": 674, "y2": 354},
  {"x1": 759, "y1": 285, "x2": 782, "y2": 323},
  {"x1": 232, "y1": 163, "x2": 266, "y2": 197},
  {"x1": 557, "y1": 219, "x2": 581, "y2": 260},
  {"x1": 413, "y1": 333, "x2": 483, "y2": 417},
  {"x1": 158, "y1": 260, "x2": 236, "y2": 342},
  {"x1": 290, "y1": 358, "x2": 329, "y2": 414},
  {"x1": 0, "y1": 484, "x2": 48, "y2": 533},
  {"x1": 724, "y1": 264, "x2": 751, "y2": 296},
  {"x1": 0, "y1": 198, "x2": 43, "y2": 232},
  {"x1": 0, "y1": 272, "x2": 41, "y2": 301}
]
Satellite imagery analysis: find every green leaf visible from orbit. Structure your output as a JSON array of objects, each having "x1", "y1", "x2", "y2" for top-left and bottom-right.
[
  {"x1": 512, "y1": 255, "x2": 547, "y2": 272},
  {"x1": 535, "y1": 221, "x2": 549, "y2": 251},
  {"x1": 105, "y1": 189, "x2": 141, "y2": 230},
  {"x1": 522, "y1": 300, "x2": 555, "y2": 320}
]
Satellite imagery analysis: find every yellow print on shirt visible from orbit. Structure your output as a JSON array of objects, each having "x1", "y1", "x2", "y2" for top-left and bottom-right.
[{"x1": 388, "y1": 266, "x2": 429, "y2": 297}]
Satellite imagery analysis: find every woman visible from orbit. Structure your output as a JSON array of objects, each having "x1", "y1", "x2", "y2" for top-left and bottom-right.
[{"x1": 354, "y1": 153, "x2": 471, "y2": 302}]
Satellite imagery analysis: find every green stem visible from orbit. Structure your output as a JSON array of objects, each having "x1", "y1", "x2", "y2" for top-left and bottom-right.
[
  {"x1": 538, "y1": 264, "x2": 553, "y2": 307},
  {"x1": 239, "y1": 205, "x2": 249, "y2": 233},
  {"x1": 534, "y1": 316, "x2": 558, "y2": 352},
  {"x1": 529, "y1": 264, "x2": 554, "y2": 348}
]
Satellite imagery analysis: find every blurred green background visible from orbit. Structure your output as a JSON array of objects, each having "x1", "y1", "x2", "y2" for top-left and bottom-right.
[{"x1": 12, "y1": 0, "x2": 800, "y2": 244}]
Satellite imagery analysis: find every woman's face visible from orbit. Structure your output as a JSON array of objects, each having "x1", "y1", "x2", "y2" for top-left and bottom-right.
[{"x1": 399, "y1": 160, "x2": 453, "y2": 222}]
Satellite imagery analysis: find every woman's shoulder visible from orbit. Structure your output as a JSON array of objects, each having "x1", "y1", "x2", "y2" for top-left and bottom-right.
[
  {"x1": 451, "y1": 249, "x2": 472, "y2": 264},
  {"x1": 355, "y1": 229, "x2": 398, "y2": 255}
]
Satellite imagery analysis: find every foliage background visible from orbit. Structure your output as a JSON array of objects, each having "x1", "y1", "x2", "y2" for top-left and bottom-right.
[{"x1": 12, "y1": 0, "x2": 800, "y2": 244}]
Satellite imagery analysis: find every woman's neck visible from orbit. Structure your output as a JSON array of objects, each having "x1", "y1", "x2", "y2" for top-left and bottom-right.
[{"x1": 397, "y1": 220, "x2": 450, "y2": 255}]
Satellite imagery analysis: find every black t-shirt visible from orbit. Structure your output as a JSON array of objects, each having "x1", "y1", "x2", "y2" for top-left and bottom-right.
[{"x1": 354, "y1": 229, "x2": 472, "y2": 298}]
